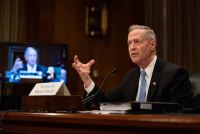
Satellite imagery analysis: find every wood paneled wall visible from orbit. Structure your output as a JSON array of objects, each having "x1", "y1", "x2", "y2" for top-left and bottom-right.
[
  {"x1": 143, "y1": 0, "x2": 200, "y2": 73},
  {"x1": 16, "y1": 0, "x2": 143, "y2": 95},
  {"x1": 2, "y1": 0, "x2": 199, "y2": 96}
]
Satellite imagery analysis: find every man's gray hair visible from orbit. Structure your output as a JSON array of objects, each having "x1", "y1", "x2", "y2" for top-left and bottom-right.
[{"x1": 128, "y1": 25, "x2": 156, "y2": 41}]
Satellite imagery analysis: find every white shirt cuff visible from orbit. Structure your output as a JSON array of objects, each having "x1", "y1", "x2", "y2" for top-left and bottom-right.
[{"x1": 84, "y1": 81, "x2": 95, "y2": 94}]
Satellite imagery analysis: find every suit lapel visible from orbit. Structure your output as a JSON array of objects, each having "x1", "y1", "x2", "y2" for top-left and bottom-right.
[
  {"x1": 23, "y1": 64, "x2": 27, "y2": 70},
  {"x1": 36, "y1": 64, "x2": 40, "y2": 71},
  {"x1": 123, "y1": 67, "x2": 140, "y2": 101},
  {"x1": 132, "y1": 68, "x2": 140, "y2": 100},
  {"x1": 37, "y1": 64, "x2": 43, "y2": 71},
  {"x1": 147, "y1": 59, "x2": 162, "y2": 101}
]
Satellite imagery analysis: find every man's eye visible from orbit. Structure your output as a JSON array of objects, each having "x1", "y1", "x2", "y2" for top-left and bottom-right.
[
  {"x1": 135, "y1": 40, "x2": 139, "y2": 43},
  {"x1": 127, "y1": 41, "x2": 131, "y2": 45}
]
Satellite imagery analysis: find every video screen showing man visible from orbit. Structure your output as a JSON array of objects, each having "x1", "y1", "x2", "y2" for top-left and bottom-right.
[
  {"x1": 8, "y1": 47, "x2": 47, "y2": 83},
  {"x1": 6, "y1": 46, "x2": 67, "y2": 83}
]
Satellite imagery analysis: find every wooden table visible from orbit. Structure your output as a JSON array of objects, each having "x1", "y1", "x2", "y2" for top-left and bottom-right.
[{"x1": 0, "y1": 112, "x2": 200, "y2": 134}]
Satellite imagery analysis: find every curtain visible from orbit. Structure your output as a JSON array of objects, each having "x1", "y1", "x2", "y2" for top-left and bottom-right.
[
  {"x1": 144, "y1": 0, "x2": 200, "y2": 73},
  {"x1": 0, "y1": 0, "x2": 19, "y2": 42}
]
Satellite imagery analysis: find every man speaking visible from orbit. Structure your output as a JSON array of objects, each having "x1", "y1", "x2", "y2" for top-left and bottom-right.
[
  {"x1": 72, "y1": 25, "x2": 193, "y2": 108},
  {"x1": 10, "y1": 47, "x2": 47, "y2": 82}
]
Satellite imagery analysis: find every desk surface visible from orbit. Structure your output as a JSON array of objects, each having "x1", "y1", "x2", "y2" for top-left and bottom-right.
[{"x1": 1, "y1": 112, "x2": 200, "y2": 134}]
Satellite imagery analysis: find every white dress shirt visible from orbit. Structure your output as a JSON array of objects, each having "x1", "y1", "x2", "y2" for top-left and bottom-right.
[
  {"x1": 27, "y1": 64, "x2": 37, "y2": 72},
  {"x1": 135, "y1": 55, "x2": 157, "y2": 101}
]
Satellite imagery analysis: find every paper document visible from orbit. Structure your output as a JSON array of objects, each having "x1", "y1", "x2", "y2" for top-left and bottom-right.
[
  {"x1": 79, "y1": 110, "x2": 128, "y2": 114},
  {"x1": 100, "y1": 102, "x2": 132, "y2": 111}
]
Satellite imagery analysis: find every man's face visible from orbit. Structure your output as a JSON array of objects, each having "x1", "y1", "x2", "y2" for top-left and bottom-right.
[
  {"x1": 128, "y1": 29, "x2": 156, "y2": 68},
  {"x1": 25, "y1": 48, "x2": 37, "y2": 67}
]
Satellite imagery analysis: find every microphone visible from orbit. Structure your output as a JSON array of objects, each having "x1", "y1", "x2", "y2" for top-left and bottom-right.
[
  {"x1": 99, "y1": 68, "x2": 117, "y2": 89},
  {"x1": 82, "y1": 68, "x2": 117, "y2": 104}
]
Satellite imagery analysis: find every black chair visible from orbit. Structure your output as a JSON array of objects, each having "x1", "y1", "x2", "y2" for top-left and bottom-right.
[{"x1": 190, "y1": 72, "x2": 200, "y2": 109}]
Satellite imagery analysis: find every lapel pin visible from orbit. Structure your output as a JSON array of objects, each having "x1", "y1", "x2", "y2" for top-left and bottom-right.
[{"x1": 153, "y1": 82, "x2": 156, "y2": 86}]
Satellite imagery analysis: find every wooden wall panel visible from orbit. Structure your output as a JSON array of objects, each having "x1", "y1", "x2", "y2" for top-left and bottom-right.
[
  {"x1": 3, "y1": 0, "x2": 200, "y2": 97},
  {"x1": 16, "y1": 0, "x2": 143, "y2": 95},
  {"x1": 143, "y1": 0, "x2": 200, "y2": 73}
]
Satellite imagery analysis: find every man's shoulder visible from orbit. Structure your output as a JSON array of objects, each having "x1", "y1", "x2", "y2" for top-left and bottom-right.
[
  {"x1": 123, "y1": 66, "x2": 140, "y2": 79},
  {"x1": 156, "y1": 58, "x2": 188, "y2": 75},
  {"x1": 37, "y1": 64, "x2": 46, "y2": 68},
  {"x1": 36, "y1": 64, "x2": 47, "y2": 71},
  {"x1": 128, "y1": 66, "x2": 140, "y2": 73},
  {"x1": 156, "y1": 58, "x2": 180, "y2": 70}
]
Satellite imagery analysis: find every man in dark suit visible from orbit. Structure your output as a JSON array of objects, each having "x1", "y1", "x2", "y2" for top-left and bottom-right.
[
  {"x1": 10, "y1": 47, "x2": 47, "y2": 82},
  {"x1": 72, "y1": 25, "x2": 193, "y2": 108}
]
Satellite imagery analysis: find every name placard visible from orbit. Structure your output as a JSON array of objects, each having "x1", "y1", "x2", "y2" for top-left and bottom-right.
[{"x1": 29, "y1": 82, "x2": 71, "y2": 96}]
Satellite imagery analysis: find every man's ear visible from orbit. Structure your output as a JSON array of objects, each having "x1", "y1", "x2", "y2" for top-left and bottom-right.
[{"x1": 150, "y1": 40, "x2": 156, "y2": 51}]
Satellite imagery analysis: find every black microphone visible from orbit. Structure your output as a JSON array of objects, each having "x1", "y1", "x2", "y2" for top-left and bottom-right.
[
  {"x1": 99, "y1": 68, "x2": 117, "y2": 89},
  {"x1": 82, "y1": 68, "x2": 117, "y2": 104}
]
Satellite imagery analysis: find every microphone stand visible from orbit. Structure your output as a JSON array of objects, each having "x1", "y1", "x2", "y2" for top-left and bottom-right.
[{"x1": 82, "y1": 68, "x2": 117, "y2": 105}]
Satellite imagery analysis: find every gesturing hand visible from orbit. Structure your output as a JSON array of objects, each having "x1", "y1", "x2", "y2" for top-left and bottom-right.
[
  {"x1": 72, "y1": 55, "x2": 95, "y2": 88},
  {"x1": 11, "y1": 58, "x2": 23, "y2": 72}
]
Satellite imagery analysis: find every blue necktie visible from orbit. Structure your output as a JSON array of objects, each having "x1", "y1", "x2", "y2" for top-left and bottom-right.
[{"x1": 138, "y1": 69, "x2": 146, "y2": 102}]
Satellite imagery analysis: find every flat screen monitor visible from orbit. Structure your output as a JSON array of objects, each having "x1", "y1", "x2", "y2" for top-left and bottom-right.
[{"x1": 0, "y1": 42, "x2": 68, "y2": 84}]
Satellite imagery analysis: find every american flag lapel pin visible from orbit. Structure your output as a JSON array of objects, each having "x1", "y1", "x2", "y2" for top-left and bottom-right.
[{"x1": 153, "y1": 81, "x2": 156, "y2": 86}]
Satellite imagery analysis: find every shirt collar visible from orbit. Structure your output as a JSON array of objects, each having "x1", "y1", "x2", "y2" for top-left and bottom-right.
[
  {"x1": 141, "y1": 55, "x2": 157, "y2": 78},
  {"x1": 27, "y1": 64, "x2": 37, "y2": 72}
]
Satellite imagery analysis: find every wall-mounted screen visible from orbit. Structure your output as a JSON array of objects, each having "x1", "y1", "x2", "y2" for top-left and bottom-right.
[{"x1": 0, "y1": 42, "x2": 68, "y2": 84}]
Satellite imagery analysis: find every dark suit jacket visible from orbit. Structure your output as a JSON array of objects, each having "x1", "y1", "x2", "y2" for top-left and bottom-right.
[
  {"x1": 10, "y1": 64, "x2": 47, "y2": 83},
  {"x1": 87, "y1": 58, "x2": 193, "y2": 107},
  {"x1": 22, "y1": 64, "x2": 47, "y2": 76}
]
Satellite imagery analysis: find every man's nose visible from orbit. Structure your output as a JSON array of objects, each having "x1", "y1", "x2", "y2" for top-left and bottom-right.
[{"x1": 129, "y1": 43, "x2": 137, "y2": 49}]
